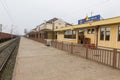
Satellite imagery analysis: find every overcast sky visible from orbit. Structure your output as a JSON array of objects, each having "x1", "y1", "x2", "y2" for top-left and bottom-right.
[{"x1": 0, "y1": 0, "x2": 120, "y2": 35}]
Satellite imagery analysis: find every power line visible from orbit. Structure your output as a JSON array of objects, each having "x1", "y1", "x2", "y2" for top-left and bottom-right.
[
  {"x1": 71, "y1": 0, "x2": 112, "y2": 16},
  {"x1": 2, "y1": 0, "x2": 9, "y2": 10},
  {"x1": 0, "y1": 0, "x2": 14, "y2": 24}
]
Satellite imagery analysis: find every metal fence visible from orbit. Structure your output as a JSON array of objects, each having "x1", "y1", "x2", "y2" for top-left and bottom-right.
[
  {"x1": 51, "y1": 41, "x2": 72, "y2": 53},
  {"x1": 87, "y1": 48, "x2": 120, "y2": 69},
  {"x1": 29, "y1": 38, "x2": 47, "y2": 44},
  {"x1": 51, "y1": 41, "x2": 120, "y2": 69}
]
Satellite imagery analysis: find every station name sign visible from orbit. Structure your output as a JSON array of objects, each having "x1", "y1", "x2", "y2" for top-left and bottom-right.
[{"x1": 78, "y1": 15, "x2": 101, "y2": 24}]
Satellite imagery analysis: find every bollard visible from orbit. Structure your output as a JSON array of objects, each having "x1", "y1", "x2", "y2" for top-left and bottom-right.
[
  {"x1": 55, "y1": 41, "x2": 57, "y2": 48},
  {"x1": 71, "y1": 43, "x2": 73, "y2": 54},
  {"x1": 61, "y1": 41, "x2": 63, "y2": 50},
  {"x1": 86, "y1": 45, "x2": 88, "y2": 59}
]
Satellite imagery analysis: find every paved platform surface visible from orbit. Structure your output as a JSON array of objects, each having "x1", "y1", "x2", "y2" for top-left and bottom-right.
[{"x1": 12, "y1": 37, "x2": 120, "y2": 80}]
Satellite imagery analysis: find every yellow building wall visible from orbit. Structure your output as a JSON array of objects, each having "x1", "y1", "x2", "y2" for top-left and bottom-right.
[
  {"x1": 84, "y1": 29, "x2": 96, "y2": 44},
  {"x1": 57, "y1": 33, "x2": 77, "y2": 43},
  {"x1": 47, "y1": 32, "x2": 53, "y2": 39},
  {"x1": 56, "y1": 24, "x2": 120, "y2": 49},
  {"x1": 57, "y1": 33, "x2": 64, "y2": 41},
  {"x1": 118, "y1": 42, "x2": 120, "y2": 49},
  {"x1": 98, "y1": 24, "x2": 120, "y2": 49}
]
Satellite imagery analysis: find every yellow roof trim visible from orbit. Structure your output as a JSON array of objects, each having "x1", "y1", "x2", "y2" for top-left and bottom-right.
[{"x1": 54, "y1": 16, "x2": 120, "y2": 31}]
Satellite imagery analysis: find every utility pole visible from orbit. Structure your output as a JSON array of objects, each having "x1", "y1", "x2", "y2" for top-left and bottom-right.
[
  {"x1": 0, "y1": 24, "x2": 2, "y2": 32},
  {"x1": 24, "y1": 28, "x2": 28, "y2": 37},
  {"x1": 24, "y1": 28, "x2": 28, "y2": 35},
  {"x1": 10, "y1": 24, "x2": 14, "y2": 39}
]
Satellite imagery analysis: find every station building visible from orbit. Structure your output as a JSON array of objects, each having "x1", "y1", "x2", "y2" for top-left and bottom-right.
[
  {"x1": 55, "y1": 16, "x2": 120, "y2": 49},
  {"x1": 28, "y1": 18, "x2": 72, "y2": 40}
]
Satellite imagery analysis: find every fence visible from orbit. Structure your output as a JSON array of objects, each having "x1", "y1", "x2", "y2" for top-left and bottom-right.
[
  {"x1": 51, "y1": 41, "x2": 72, "y2": 53},
  {"x1": 51, "y1": 41, "x2": 120, "y2": 69},
  {"x1": 29, "y1": 38, "x2": 47, "y2": 44}
]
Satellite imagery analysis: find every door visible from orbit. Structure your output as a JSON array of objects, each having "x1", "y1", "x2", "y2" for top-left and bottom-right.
[{"x1": 78, "y1": 32, "x2": 85, "y2": 44}]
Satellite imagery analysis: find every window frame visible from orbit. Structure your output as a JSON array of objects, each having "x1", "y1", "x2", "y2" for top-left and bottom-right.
[
  {"x1": 56, "y1": 26, "x2": 58, "y2": 29},
  {"x1": 87, "y1": 29, "x2": 91, "y2": 34},
  {"x1": 100, "y1": 27, "x2": 105, "y2": 40},
  {"x1": 91, "y1": 28, "x2": 95, "y2": 34},
  {"x1": 105, "y1": 27, "x2": 110, "y2": 41},
  {"x1": 64, "y1": 30, "x2": 76, "y2": 39},
  {"x1": 87, "y1": 28, "x2": 95, "y2": 34},
  {"x1": 100, "y1": 27, "x2": 110, "y2": 41}
]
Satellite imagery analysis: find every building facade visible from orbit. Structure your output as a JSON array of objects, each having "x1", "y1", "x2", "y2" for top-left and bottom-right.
[
  {"x1": 55, "y1": 16, "x2": 120, "y2": 49},
  {"x1": 28, "y1": 18, "x2": 72, "y2": 40}
]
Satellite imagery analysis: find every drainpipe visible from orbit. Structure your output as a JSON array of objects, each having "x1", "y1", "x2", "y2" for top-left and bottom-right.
[
  {"x1": 76, "y1": 30, "x2": 79, "y2": 44},
  {"x1": 96, "y1": 26, "x2": 99, "y2": 48}
]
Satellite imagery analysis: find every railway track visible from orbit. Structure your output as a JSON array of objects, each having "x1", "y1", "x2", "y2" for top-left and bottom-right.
[{"x1": 0, "y1": 37, "x2": 20, "y2": 79}]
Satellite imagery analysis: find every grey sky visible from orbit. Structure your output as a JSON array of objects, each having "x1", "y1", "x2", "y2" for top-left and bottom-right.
[{"x1": 0, "y1": 0, "x2": 119, "y2": 35}]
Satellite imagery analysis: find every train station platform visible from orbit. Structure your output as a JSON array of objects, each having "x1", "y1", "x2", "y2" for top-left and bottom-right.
[{"x1": 12, "y1": 37, "x2": 120, "y2": 80}]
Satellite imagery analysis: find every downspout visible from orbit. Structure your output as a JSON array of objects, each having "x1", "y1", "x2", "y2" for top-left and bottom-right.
[{"x1": 96, "y1": 26, "x2": 99, "y2": 48}]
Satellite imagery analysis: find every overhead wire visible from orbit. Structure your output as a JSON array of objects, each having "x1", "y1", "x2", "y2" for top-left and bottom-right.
[
  {"x1": 0, "y1": 0, "x2": 14, "y2": 24},
  {"x1": 71, "y1": 0, "x2": 112, "y2": 20}
]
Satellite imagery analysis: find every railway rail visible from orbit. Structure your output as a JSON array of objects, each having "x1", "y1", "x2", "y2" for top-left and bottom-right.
[{"x1": 0, "y1": 37, "x2": 20, "y2": 79}]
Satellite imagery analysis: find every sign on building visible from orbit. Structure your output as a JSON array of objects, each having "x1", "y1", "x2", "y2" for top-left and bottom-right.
[{"x1": 78, "y1": 15, "x2": 101, "y2": 24}]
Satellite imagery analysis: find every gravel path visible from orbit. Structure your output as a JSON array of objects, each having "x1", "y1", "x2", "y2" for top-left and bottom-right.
[{"x1": 12, "y1": 37, "x2": 120, "y2": 80}]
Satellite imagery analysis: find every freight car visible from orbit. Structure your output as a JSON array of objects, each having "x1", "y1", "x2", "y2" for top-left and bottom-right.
[{"x1": 0, "y1": 32, "x2": 16, "y2": 43}]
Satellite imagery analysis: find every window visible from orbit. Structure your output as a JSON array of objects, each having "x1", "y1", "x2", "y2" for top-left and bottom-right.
[
  {"x1": 59, "y1": 23, "x2": 61, "y2": 25},
  {"x1": 91, "y1": 29, "x2": 95, "y2": 33},
  {"x1": 87, "y1": 29, "x2": 91, "y2": 34},
  {"x1": 87, "y1": 28, "x2": 95, "y2": 34},
  {"x1": 56, "y1": 26, "x2": 58, "y2": 29},
  {"x1": 105, "y1": 27, "x2": 110, "y2": 40},
  {"x1": 118, "y1": 26, "x2": 120, "y2": 41},
  {"x1": 100, "y1": 28, "x2": 105, "y2": 40},
  {"x1": 64, "y1": 30, "x2": 76, "y2": 39},
  {"x1": 100, "y1": 27, "x2": 110, "y2": 41}
]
